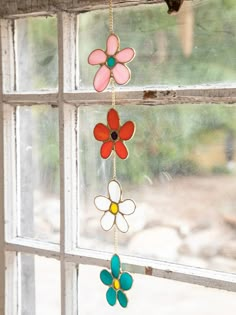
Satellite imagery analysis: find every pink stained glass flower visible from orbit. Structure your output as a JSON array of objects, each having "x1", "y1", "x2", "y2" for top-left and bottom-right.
[{"x1": 88, "y1": 34, "x2": 135, "y2": 92}]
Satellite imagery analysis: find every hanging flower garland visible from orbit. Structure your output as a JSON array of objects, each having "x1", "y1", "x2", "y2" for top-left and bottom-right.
[{"x1": 88, "y1": 0, "x2": 136, "y2": 308}]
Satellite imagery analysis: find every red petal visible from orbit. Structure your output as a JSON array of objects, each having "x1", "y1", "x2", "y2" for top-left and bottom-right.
[
  {"x1": 101, "y1": 141, "x2": 113, "y2": 159},
  {"x1": 115, "y1": 141, "x2": 128, "y2": 159},
  {"x1": 107, "y1": 108, "x2": 119, "y2": 130},
  {"x1": 94, "y1": 123, "x2": 110, "y2": 141},
  {"x1": 119, "y1": 121, "x2": 135, "y2": 140}
]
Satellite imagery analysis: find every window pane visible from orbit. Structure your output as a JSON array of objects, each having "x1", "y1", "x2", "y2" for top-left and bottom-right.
[
  {"x1": 78, "y1": 1, "x2": 236, "y2": 89},
  {"x1": 20, "y1": 254, "x2": 60, "y2": 315},
  {"x1": 16, "y1": 16, "x2": 58, "y2": 91},
  {"x1": 78, "y1": 104, "x2": 236, "y2": 274},
  {"x1": 78, "y1": 264, "x2": 236, "y2": 314},
  {"x1": 18, "y1": 105, "x2": 60, "y2": 243}
]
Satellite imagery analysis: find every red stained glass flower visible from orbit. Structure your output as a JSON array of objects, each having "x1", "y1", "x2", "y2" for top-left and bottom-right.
[{"x1": 94, "y1": 109, "x2": 135, "y2": 160}]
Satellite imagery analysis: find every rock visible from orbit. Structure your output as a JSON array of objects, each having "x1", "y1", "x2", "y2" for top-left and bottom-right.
[
  {"x1": 219, "y1": 240, "x2": 236, "y2": 260},
  {"x1": 179, "y1": 229, "x2": 230, "y2": 259},
  {"x1": 128, "y1": 227, "x2": 182, "y2": 260},
  {"x1": 177, "y1": 255, "x2": 207, "y2": 269},
  {"x1": 209, "y1": 256, "x2": 236, "y2": 273}
]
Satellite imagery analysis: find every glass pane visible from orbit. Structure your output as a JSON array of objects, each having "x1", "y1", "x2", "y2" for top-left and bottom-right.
[
  {"x1": 78, "y1": 1, "x2": 236, "y2": 89},
  {"x1": 78, "y1": 104, "x2": 236, "y2": 274},
  {"x1": 78, "y1": 264, "x2": 236, "y2": 314},
  {"x1": 16, "y1": 16, "x2": 58, "y2": 91},
  {"x1": 20, "y1": 254, "x2": 60, "y2": 315},
  {"x1": 18, "y1": 105, "x2": 60, "y2": 243}
]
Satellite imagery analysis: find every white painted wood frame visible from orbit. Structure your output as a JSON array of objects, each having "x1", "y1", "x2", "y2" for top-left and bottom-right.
[{"x1": 0, "y1": 3, "x2": 235, "y2": 315}]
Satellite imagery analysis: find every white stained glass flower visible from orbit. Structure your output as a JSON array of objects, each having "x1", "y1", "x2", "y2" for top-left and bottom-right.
[{"x1": 94, "y1": 180, "x2": 136, "y2": 233}]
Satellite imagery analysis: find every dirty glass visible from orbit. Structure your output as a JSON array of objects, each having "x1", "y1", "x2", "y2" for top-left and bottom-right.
[
  {"x1": 78, "y1": 104, "x2": 236, "y2": 274},
  {"x1": 15, "y1": 16, "x2": 58, "y2": 91},
  {"x1": 19, "y1": 253, "x2": 60, "y2": 315},
  {"x1": 78, "y1": 264, "x2": 236, "y2": 314},
  {"x1": 17, "y1": 105, "x2": 60, "y2": 243},
  {"x1": 78, "y1": 0, "x2": 236, "y2": 89}
]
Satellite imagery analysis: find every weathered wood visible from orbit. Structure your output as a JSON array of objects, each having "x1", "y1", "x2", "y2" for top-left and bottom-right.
[
  {"x1": 0, "y1": 19, "x2": 5, "y2": 315},
  {"x1": 0, "y1": 0, "x2": 164, "y2": 17},
  {"x1": 5, "y1": 240, "x2": 236, "y2": 293},
  {"x1": 2, "y1": 86, "x2": 236, "y2": 106}
]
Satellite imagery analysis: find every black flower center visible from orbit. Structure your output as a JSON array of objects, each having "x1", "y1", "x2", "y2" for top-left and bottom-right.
[{"x1": 111, "y1": 131, "x2": 118, "y2": 141}]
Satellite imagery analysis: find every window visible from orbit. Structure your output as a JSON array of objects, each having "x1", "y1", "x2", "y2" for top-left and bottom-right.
[{"x1": 0, "y1": 1, "x2": 236, "y2": 314}]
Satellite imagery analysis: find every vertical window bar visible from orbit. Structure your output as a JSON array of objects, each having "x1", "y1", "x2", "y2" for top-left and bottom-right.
[
  {"x1": 0, "y1": 18, "x2": 5, "y2": 315},
  {"x1": 57, "y1": 11, "x2": 66, "y2": 315},
  {"x1": 58, "y1": 12, "x2": 79, "y2": 315},
  {"x1": 1, "y1": 19, "x2": 15, "y2": 93}
]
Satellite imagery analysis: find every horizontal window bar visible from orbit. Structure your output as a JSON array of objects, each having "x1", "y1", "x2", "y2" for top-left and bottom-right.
[
  {"x1": 2, "y1": 86, "x2": 236, "y2": 106},
  {"x1": 5, "y1": 240, "x2": 236, "y2": 292},
  {"x1": 2, "y1": 93, "x2": 58, "y2": 105},
  {"x1": 0, "y1": 0, "x2": 164, "y2": 18},
  {"x1": 66, "y1": 249, "x2": 236, "y2": 293},
  {"x1": 5, "y1": 238, "x2": 60, "y2": 259}
]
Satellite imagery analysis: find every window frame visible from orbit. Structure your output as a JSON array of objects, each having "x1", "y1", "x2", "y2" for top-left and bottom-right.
[{"x1": 0, "y1": 3, "x2": 236, "y2": 314}]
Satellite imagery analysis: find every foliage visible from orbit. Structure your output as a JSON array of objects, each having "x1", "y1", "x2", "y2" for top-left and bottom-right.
[{"x1": 24, "y1": 2, "x2": 236, "y2": 188}]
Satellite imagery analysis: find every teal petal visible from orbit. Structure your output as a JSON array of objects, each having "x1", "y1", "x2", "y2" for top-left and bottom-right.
[
  {"x1": 100, "y1": 269, "x2": 113, "y2": 286},
  {"x1": 111, "y1": 254, "x2": 120, "y2": 278},
  {"x1": 106, "y1": 287, "x2": 117, "y2": 306},
  {"x1": 120, "y1": 272, "x2": 133, "y2": 291},
  {"x1": 117, "y1": 290, "x2": 128, "y2": 308}
]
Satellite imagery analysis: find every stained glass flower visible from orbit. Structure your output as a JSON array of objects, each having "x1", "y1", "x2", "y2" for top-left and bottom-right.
[
  {"x1": 94, "y1": 108, "x2": 135, "y2": 160},
  {"x1": 100, "y1": 254, "x2": 133, "y2": 307},
  {"x1": 88, "y1": 33, "x2": 135, "y2": 92},
  {"x1": 95, "y1": 179, "x2": 136, "y2": 233}
]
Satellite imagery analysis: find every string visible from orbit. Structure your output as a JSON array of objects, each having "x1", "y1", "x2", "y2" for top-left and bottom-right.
[
  {"x1": 109, "y1": 0, "x2": 114, "y2": 34},
  {"x1": 108, "y1": 0, "x2": 118, "y2": 254}
]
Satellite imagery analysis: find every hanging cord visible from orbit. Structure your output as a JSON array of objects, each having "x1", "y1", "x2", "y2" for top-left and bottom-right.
[
  {"x1": 109, "y1": 0, "x2": 114, "y2": 34},
  {"x1": 111, "y1": 78, "x2": 116, "y2": 108},
  {"x1": 108, "y1": 0, "x2": 118, "y2": 254}
]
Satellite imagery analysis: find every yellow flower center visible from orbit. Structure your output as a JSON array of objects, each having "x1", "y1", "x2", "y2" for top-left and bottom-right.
[
  {"x1": 113, "y1": 279, "x2": 120, "y2": 290},
  {"x1": 110, "y1": 202, "x2": 119, "y2": 215}
]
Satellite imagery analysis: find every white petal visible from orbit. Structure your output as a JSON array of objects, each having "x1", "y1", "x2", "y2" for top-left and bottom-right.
[
  {"x1": 115, "y1": 212, "x2": 129, "y2": 233},
  {"x1": 94, "y1": 196, "x2": 111, "y2": 211},
  {"x1": 100, "y1": 211, "x2": 115, "y2": 231},
  {"x1": 108, "y1": 180, "x2": 121, "y2": 203},
  {"x1": 119, "y1": 199, "x2": 136, "y2": 215}
]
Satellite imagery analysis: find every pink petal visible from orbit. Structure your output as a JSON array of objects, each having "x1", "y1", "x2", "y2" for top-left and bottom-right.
[
  {"x1": 106, "y1": 34, "x2": 119, "y2": 56},
  {"x1": 94, "y1": 65, "x2": 111, "y2": 92},
  {"x1": 112, "y1": 63, "x2": 130, "y2": 85},
  {"x1": 88, "y1": 49, "x2": 107, "y2": 65},
  {"x1": 115, "y1": 48, "x2": 135, "y2": 63}
]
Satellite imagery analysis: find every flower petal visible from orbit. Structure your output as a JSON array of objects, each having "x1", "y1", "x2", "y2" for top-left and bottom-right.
[
  {"x1": 88, "y1": 49, "x2": 107, "y2": 65},
  {"x1": 106, "y1": 287, "x2": 117, "y2": 306},
  {"x1": 119, "y1": 199, "x2": 136, "y2": 215},
  {"x1": 112, "y1": 63, "x2": 130, "y2": 85},
  {"x1": 94, "y1": 123, "x2": 110, "y2": 141},
  {"x1": 111, "y1": 254, "x2": 120, "y2": 278},
  {"x1": 100, "y1": 269, "x2": 113, "y2": 286},
  {"x1": 117, "y1": 290, "x2": 128, "y2": 308},
  {"x1": 115, "y1": 48, "x2": 135, "y2": 63},
  {"x1": 100, "y1": 211, "x2": 115, "y2": 231},
  {"x1": 120, "y1": 272, "x2": 133, "y2": 291},
  {"x1": 94, "y1": 65, "x2": 111, "y2": 92},
  {"x1": 101, "y1": 141, "x2": 113, "y2": 159},
  {"x1": 115, "y1": 141, "x2": 128, "y2": 159},
  {"x1": 106, "y1": 34, "x2": 119, "y2": 56},
  {"x1": 119, "y1": 121, "x2": 135, "y2": 141},
  {"x1": 107, "y1": 108, "x2": 119, "y2": 130},
  {"x1": 115, "y1": 212, "x2": 129, "y2": 233},
  {"x1": 108, "y1": 180, "x2": 121, "y2": 203},
  {"x1": 94, "y1": 196, "x2": 111, "y2": 211}
]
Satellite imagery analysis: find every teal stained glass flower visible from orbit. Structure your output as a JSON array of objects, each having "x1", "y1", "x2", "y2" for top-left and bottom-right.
[{"x1": 100, "y1": 254, "x2": 133, "y2": 308}]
